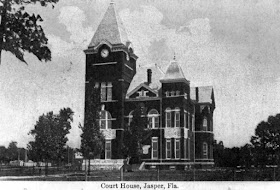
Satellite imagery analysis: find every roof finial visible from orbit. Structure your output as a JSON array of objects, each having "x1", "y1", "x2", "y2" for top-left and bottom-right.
[
  {"x1": 110, "y1": 0, "x2": 115, "y2": 4},
  {"x1": 173, "y1": 52, "x2": 176, "y2": 60}
]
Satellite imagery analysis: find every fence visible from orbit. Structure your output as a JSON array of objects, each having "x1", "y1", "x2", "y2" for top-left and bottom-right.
[{"x1": 1, "y1": 164, "x2": 280, "y2": 181}]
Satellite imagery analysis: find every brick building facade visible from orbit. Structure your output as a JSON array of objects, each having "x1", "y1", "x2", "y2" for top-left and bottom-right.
[{"x1": 84, "y1": 2, "x2": 215, "y2": 169}]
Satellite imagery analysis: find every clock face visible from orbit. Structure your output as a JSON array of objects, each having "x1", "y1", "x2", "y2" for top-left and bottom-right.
[{"x1": 101, "y1": 49, "x2": 109, "y2": 58}]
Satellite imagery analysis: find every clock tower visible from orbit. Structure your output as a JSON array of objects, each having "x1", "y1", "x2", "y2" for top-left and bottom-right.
[{"x1": 84, "y1": 1, "x2": 138, "y2": 159}]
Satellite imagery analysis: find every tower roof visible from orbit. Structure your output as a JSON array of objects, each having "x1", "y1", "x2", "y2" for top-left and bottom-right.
[
  {"x1": 88, "y1": 2, "x2": 129, "y2": 48},
  {"x1": 160, "y1": 59, "x2": 189, "y2": 84}
]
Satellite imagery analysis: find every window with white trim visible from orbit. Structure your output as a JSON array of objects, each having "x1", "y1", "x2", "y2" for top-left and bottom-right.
[
  {"x1": 203, "y1": 117, "x2": 207, "y2": 131},
  {"x1": 184, "y1": 139, "x2": 187, "y2": 159},
  {"x1": 187, "y1": 138, "x2": 190, "y2": 159},
  {"x1": 152, "y1": 137, "x2": 158, "y2": 159},
  {"x1": 100, "y1": 82, "x2": 113, "y2": 101},
  {"x1": 165, "y1": 108, "x2": 171, "y2": 128},
  {"x1": 165, "y1": 91, "x2": 170, "y2": 97},
  {"x1": 188, "y1": 113, "x2": 190, "y2": 130},
  {"x1": 192, "y1": 114, "x2": 195, "y2": 131},
  {"x1": 105, "y1": 140, "x2": 111, "y2": 159},
  {"x1": 166, "y1": 139, "x2": 171, "y2": 159},
  {"x1": 107, "y1": 82, "x2": 112, "y2": 101},
  {"x1": 175, "y1": 139, "x2": 180, "y2": 159},
  {"x1": 137, "y1": 89, "x2": 148, "y2": 97},
  {"x1": 184, "y1": 112, "x2": 187, "y2": 128},
  {"x1": 175, "y1": 107, "x2": 180, "y2": 127},
  {"x1": 148, "y1": 109, "x2": 159, "y2": 128},
  {"x1": 99, "y1": 110, "x2": 112, "y2": 129},
  {"x1": 128, "y1": 111, "x2": 134, "y2": 126},
  {"x1": 203, "y1": 142, "x2": 208, "y2": 159}
]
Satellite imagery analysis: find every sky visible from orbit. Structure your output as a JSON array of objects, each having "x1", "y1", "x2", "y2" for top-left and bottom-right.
[{"x1": 1, "y1": 0, "x2": 280, "y2": 148}]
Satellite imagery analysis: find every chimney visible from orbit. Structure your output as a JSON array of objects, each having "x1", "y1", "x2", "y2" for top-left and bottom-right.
[
  {"x1": 195, "y1": 87, "x2": 199, "y2": 102},
  {"x1": 147, "y1": 69, "x2": 152, "y2": 85}
]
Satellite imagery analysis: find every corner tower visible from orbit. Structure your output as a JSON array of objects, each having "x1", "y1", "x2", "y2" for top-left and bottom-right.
[{"x1": 84, "y1": 1, "x2": 138, "y2": 159}]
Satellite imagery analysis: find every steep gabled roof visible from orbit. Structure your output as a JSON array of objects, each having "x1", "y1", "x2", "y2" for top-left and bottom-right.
[
  {"x1": 160, "y1": 60, "x2": 189, "y2": 84},
  {"x1": 88, "y1": 2, "x2": 129, "y2": 48},
  {"x1": 127, "y1": 83, "x2": 158, "y2": 98},
  {"x1": 126, "y1": 64, "x2": 164, "y2": 96}
]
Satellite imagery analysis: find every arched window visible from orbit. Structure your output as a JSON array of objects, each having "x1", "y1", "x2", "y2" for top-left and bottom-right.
[
  {"x1": 100, "y1": 110, "x2": 112, "y2": 129},
  {"x1": 165, "y1": 108, "x2": 171, "y2": 128},
  {"x1": 203, "y1": 117, "x2": 207, "y2": 131},
  {"x1": 175, "y1": 107, "x2": 180, "y2": 127},
  {"x1": 148, "y1": 109, "x2": 159, "y2": 128},
  {"x1": 203, "y1": 142, "x2": 208, "y2": 159},
  {"x1": 128, "y1": 111, "x2": 134, "y2": 126}
]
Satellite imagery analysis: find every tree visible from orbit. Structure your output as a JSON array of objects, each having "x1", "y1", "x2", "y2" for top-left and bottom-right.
[
  {"x1": 79, "y1": 82, "x2": 104, "y2": 175},
  {"x1": 251, "y1": 114, "x2": 280, "y2": 167},
  {"x1": 122, "y1": 103, "x2": 149, "y2": 163},
  {"x1": 239, "y1": 143, "x2": 253, "y2": 168},
  {"x1": 0, "y1": 0, "x2": 59, "y2": 65},
  {"x1": 28, "y1": 107, "x2": 73, "y2": 175},
  {"x1": 6, "y1": 141, "x2": 18, "y2": 161}
]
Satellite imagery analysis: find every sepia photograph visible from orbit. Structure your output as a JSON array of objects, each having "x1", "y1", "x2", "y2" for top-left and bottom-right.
[{"x1": 0, "y1": 0, "x2": 280, "y2": 189}]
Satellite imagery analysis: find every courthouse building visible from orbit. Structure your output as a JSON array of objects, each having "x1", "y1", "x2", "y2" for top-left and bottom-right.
[{"x1": 84, "y1": 2, "x2": 215, "y2": 169}]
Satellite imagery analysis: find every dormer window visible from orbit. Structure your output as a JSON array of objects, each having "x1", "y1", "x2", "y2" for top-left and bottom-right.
[
  {"x1": 137, "y1": 90, "x2": 148, "y2": 98},
  {"x1": 165, "y1": 91, "x2": 170, "y2": 97},
  {"x1": 176, "y1": 91, "x2": 180, "y2": 96},
  {"x1": 170, "y1": 91, "x2": 175, "y2": 96}
]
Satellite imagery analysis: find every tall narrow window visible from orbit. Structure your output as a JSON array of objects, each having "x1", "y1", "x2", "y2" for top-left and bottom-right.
[
  {"x1": 184, "y1": 112, "x2": 187, "y2": 128},
  {"x1": 94, "y1": 82, "x2": 99, "y2": 88},
  {"x1": 192, "y1": 114, "x2": 195, "y2": 131},
  {"x1": 101, "y1": 82, "x2": 106, "y2": 101},
  {"x1": 165, "y1": 108, "x2": 171, "y2": 128},
  {"x1": 184, "y1": 139, "x2": 187, "y2": 159},
  {"x1": 128, "y1": 111, "x2": 134, "y2": 126},
  {"x1": 148, "y1": 109, "x2": 159, "y2": 128},
  {"x1": 175, "y1": 139, "x2": 180, "y2": 159},
  {"x1": 107, "y1": 82, "x2": 112, "y2": 101},
  {"x1": 175, "y1": 107, "x2": 180, "y2": 127},
  {"x1": 203, "y1": 142, "x2": 208, "y2": 159},
  {"x1": 99, "y1": 110, "x2": 112, "y2": 129},
  {"x1": 188, "y1": 113, "x2": 190, "y2": 130},
  {"x1": 166, "y1": 139, "x2": 171, "y2": 159},
  {"x1": 105, "y1": 140, "x2": 111, "y2": 159},
  {"x1": 152, "y1": 137, "x2": 158, "y2": 159},
  {"x1": 187, "y1": 138, "x2": 190, "y2": 159},
  {"x1": 203, "y1": 117, "x2": 207, "y2": 131}
]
